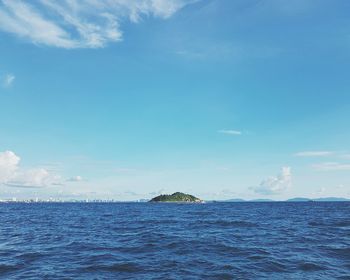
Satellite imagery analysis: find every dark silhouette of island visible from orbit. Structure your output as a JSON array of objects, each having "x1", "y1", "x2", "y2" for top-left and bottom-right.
[{"x1": 149, "y1": 192, "x2": 203, "y2": 203}]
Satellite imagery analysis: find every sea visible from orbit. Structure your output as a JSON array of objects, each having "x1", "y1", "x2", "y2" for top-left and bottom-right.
[{"x1": 0, "y1": 202, "x2": 349, "y2": 279}]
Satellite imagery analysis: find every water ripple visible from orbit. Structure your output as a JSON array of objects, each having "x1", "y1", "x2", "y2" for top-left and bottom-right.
[{"x1": 0, "y1": 202, "x2": 349, "y2": 279}]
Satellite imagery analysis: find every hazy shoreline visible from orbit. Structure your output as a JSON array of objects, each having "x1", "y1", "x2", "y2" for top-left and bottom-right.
[{"x1": 0, "y1": 198, "x2": 349, "y2": 203}]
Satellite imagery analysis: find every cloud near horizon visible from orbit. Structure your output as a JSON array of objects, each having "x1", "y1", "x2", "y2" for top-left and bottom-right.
[
  {"x1": 0, "y1": 150, "x2": 61, "y2": 188},
  {"x1": 67, "y1": 175, "x2": 83, "y2": 182},
  {"x1": 0, "y1": 0, "x2": 197, "y2": 48},
  {"x1": 252, "y1": 167, "x2": 292, "y2": 195}
]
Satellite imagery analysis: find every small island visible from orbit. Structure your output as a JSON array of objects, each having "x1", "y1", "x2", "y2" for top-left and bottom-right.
[{"x1": 149, "y1": 192, "x2": 203, "y2": 203}]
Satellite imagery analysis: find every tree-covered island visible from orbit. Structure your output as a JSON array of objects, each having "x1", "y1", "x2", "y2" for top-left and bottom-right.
[{"x1": 149, "y1": 192, "x2": 203, "y2": 203}]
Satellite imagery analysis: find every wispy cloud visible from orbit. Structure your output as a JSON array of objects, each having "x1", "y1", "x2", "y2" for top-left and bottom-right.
[
  {"x1": 114, "y1": 167, "x2": 137, "y2": 173},
  {"x1": 218, "y1": 129, "x2": 242, "y2": 136},
  {"x1": 312, "y1": 162, "x2": 350, "y2": 171},
  {"x1": 251, "y1": 167, "x2": 292, "y2": 195},
  {"x1": 149, "y1": 188, "x2": 168, "y2": 196},
  {"x1": 0, "y1": 0, "x2": 197, "y2": 48},
  {"x1": 2, "y1": 73, "x2": 15, "y2": 88},
  {"x1": 294, "y1": 151, "x2": 333, "y2": 157},
  {"x1": 340, "y1": 154, "x2": 350, "y2": 159},
  {"x1": 314, "y1": 187, "x2": 327, "y2": 196}
]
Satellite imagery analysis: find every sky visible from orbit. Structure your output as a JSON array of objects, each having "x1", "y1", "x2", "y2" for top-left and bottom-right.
[{"x1": 0, "y1": 0, "x2": 350, "y2": 201}]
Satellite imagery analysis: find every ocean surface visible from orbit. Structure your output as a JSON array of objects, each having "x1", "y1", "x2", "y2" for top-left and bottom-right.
[{"x1": 0, "y1": 202, "x2": 349, "y2": 279}]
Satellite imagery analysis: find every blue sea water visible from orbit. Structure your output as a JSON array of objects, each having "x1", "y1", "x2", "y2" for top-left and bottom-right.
[{"x1": 0, "y1": 202, "x2": 349, "y2": 279}]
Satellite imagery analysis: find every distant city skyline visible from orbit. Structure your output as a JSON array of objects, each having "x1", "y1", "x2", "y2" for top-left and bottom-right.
[{"x1": 1, "y1": 0, "x2": 350, "y2": 200}]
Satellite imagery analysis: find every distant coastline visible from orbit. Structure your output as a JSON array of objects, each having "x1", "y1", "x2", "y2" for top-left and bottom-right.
[
  {"x1": 212, "y1": 197, "x2": 350, "y2": 202},
  {"x1": 0, "y1": 197, "x2": 349, "y2": 203}
]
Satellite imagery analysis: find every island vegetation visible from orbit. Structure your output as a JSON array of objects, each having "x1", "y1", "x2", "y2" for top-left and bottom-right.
[{"x1": 149, "y1": 192, "x2": 203, "y2": 203}]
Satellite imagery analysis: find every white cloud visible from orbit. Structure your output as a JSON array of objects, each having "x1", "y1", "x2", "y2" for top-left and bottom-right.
[
  {"x1": 312, "y1": 162, "x2": 350, "y2": 171},
  {"x1": 0, "y1": 0, "x2": 197, "y2": 48},
  {"x1": 218, "y1": 129, "x2": 242, "y2": 135},
  {"x1": 67, "y1": 175, "x2": 83, "y2": 182},
  {"x1": 252, "y1": 167, "x2": 292, "y2": 195},
  {"x1": 7, "y1": 168, "x2": 61, "y2": 188},
  {"x1": 2, "y1": 73, "x2": 15, "y2": 88},
  {"x1": 0, "y1": 150, "x2": 61, "y2": 188},
  {"x1": 0, "y1": 151, "x2": 20, "y2": 183},
  {"x1": 294, "y1": 151, "x2": 333, "y2": 157}
]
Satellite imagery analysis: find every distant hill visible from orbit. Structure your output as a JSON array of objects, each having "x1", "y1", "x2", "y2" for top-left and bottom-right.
[
  {"x1": 149, "y1": 192, "x2": 203, "y2": 203},
  {"x1": 314, "y1": 197, "x2": 350, "y2": 202},
  {"x1": 287, "y1": 197, "x2": 313, "y2": 202},
  {"x1": 287, "y1": 197, "x2": 350, "y2": 202},
  {"x1": 215, "y1": 197, "x2": 350, "y2": 202},
  {"x1": 221, "y1": 198, "x2": 246, "y2": 202},
  {"x1": 216, "y1": 198, "x2": 275, "y2": 202},
  {"x1": 250, "y1": 199, "x2": 275, "y2": 202}
]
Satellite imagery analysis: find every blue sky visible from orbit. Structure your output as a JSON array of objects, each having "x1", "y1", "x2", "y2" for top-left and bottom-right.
[{"x1": 0, "y1": 0, "x2": 350, "y2": 200}]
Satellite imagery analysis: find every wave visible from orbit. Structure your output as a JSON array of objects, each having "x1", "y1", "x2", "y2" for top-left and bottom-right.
[{"x1": 0, "y1": 202, "x2": 349, "y2": 279}]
